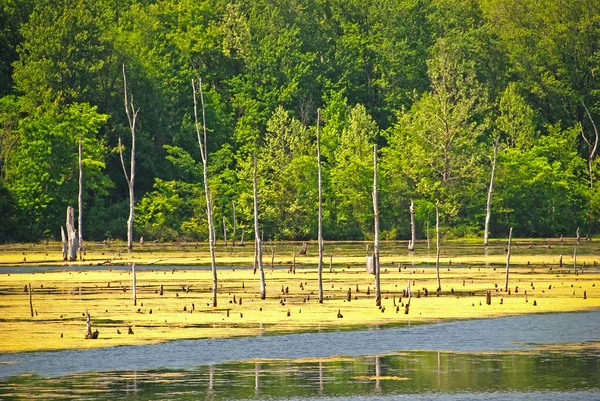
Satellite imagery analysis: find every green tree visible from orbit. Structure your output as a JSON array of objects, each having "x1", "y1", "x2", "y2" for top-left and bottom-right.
[{"x1": 5, "y1": 101, "x2": 110, "y2": 239}]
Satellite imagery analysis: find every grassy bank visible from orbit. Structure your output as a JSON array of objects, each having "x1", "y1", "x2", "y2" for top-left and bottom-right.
[{"x1": 0, "y1": 258, "x2": 598, "y2": 353}]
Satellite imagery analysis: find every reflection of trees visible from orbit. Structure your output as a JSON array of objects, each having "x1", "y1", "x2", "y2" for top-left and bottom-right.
[{"x1": 2, "y1": 350, "x2": 598, "y2": 398}]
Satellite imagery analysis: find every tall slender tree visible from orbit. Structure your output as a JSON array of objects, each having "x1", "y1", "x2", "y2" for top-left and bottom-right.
[
  {"x1": 120, "y1": 64, "x2": 137, "y2": 252},
  {"x1": 317, "y1": 109, "x2": 324, "y2": 303},
  {"x1": 253, "y1": 152, "x2": 266, "y2": 299},
  {"x1": 373, "y1": 144, "x2": 381, "y2": 306},
  {"x1": 408, "y1": 198, "x2": 415, "y2": 251},
  {"x1": 435, "y1": 200, "x2": 441, "y2": 291},
  {"x1": 78, "y1": 131, "x2": 83, "y2": 260},
  {"x1": 484, "y1": 135, "x2": 500, "y2": 247},
  {"x1": 192, "y1": 76, "x2": 218, "y2": 307}
]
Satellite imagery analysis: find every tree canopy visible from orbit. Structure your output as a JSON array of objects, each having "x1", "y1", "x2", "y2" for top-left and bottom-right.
[{"x1": 0, "y1": 0, "x2": 599, "y2": 242}]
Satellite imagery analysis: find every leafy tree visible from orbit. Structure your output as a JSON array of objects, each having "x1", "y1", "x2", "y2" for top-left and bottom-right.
[{"x1": 4, "y1": 101, "x2": 110, "y2": 239}]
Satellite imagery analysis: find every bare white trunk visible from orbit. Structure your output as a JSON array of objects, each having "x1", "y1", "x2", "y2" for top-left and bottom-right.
[
  {"x1": 317, "y1": 109, "x2": 324, "y2": 303},
  {"x1": 484, "y1": 138, "x2": 499, "y2": 247},
  {"x1": 232, "y1": 200, "x2": 237, "y2": 246},
  {"x1": 192, "y1": 77, "x2": 218, "y2": 307},
  {"x1": 435, "y1": 200, "x2": 441, "y2": 291},
  {"x1": 78, "y1": 133, "x2": 83, "y2": 260},
  {"x1": 121, "y1": 64, "x2": 137, "y2": 252},
  {"x1": 408, "y1": 198, "x2": 415, "y2": 251},
  {"x1": 581, "y1": 101, "x2": 598, "y2": 189},
  {"x1": 223, "y1": 216, "x2": 227, "y2": 247},
  {"x1": 253, "y1": 152, "x2": 266, "y2": 299},
  {"x1": 86, "y1": 309, "x2": 91, "y2": 336},
  {"x1": 373, "y1": 144, "x2": 381, "y2": 306},
  {"x1": 66, "y1": 206, "x2": 78, "y2": 261},
  {"x1": 61, "y1": 227, "x2": 67, "y2": 261},
  {"x1": 504, "y1": 226, "x2": 513, "y2": 292}
]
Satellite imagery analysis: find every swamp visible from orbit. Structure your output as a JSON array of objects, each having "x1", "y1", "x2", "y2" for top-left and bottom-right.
[{"x1": 0, "y1": 239, "x2": 598, "y2": 399}]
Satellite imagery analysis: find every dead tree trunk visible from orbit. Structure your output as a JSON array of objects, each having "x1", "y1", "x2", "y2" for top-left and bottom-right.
[
  {"x1": 408, "y1": 198, "x2": 415, "y2": 251},
  {"x1": 504, "y1": 226, "x2": 513, "y2": 292},
  {"x1": 120, "y1": 64, "x2": 137, "y2": 252},
  {"x1": 435, "y1": 200, "x2": 441, "y2": 291},
  {"x1": 232, "y1": 200, "x2": 237, "y2": 246},
  {"x1": 253, "y1": 152, "x2": 266, "y2": 299},
  {"x1": 484, "y1": 135, "x2": 499, "y2": 247},
  {"x1": 61, "y1": 227, "x2": 67, "y2": 260},
  {"x1": 28, "y1": 283, "x2": 33, "y2": 317},
  {"x1": 317, "y1": 109, "x2": 324, "y2": 303},
  {"x1": 192, "y1": 77, "x2": 218, "y2": 307},
  {"x1": 78, "y1": 132, "x2": 84, "y2": 260},
  {"x1": 223, "y1": 216, "x2": 227, "y2": 247},
  {"x1": 426, "y1": 220, "x2": 430, "y2": 251},
  {"x1": 373, "y1": 144, "x2": 381, "y2": 306},
  {"x1": 581, "y1": 101, "x2": 598, "y2": 189},
  {"x1": 86, "y1": 309, "x2": 91, "y2": 337},
  {"x1": 66, "y1": 206, "x2": 78, "y2": 261},
  {"x1": 131, "y1": 262, "x2": 137, "y2": 306}
]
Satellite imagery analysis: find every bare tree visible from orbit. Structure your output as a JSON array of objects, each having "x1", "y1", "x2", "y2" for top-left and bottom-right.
[
  {"x1": 317, "y1": 109, "x2": 324, "y2": 303},
  {"x1": 484, "y1": 135, "x2": 500, "y2": 247},
  {"x1": 78, "y1": 132, "x2": 84, "y2": 260},
  {"x1": 66, "y1": 206, "x2": 78, "y2": 261},
  {"x1": 120, "y1": 64, "x2": 137, "y2": 252},
  {"x1": 435, "y1": 200, "x2": 441, "y2": 291},
  {"x1": 223, "y1": 216, "x2": 227, "y2": 247},
  {"x1": 373, "y1": 144, "x2": 381, "y2": 306},
  {"x1": 253, "y1": 152, "x2": 266, "y2": 299},
  {"x1": 192, "y1": 77, "x2": 218, "y2": 307},
  {"x1": 504, "y1": 226, "x2": 513, "y2": 292},
  {"x1": 580, "y1": 101, "x2": 598, "y2": 189},
  {"x1": 408, "y1": 198, "x2": 415, "y2": 251},
  {"x1": 232, "y1": 200, "x2": 237, "y2": 246}
]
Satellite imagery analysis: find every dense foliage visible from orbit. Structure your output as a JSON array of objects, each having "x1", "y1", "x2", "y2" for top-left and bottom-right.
[{"x1": 1, "y1": 0, "x2": 599, "y2": 242}]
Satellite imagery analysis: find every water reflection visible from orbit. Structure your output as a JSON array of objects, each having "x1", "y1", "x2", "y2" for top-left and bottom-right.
[{"x1": 1, "y1": 349, "x2": 598, "y2": 400}]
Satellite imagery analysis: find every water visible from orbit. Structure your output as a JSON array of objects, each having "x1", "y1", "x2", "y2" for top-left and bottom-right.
[{"x1": 0, "y1": 311, "x2": 598, "y2": 400}]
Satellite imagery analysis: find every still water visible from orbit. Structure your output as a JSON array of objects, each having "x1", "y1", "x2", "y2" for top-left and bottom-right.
[{"x1": 0, "y1": 311, "x2": 598, "y2": 400}]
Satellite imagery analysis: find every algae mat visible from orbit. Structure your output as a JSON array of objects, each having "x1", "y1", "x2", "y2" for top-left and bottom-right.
[{"x1": 0, "y1": 262, "x2": 598, "y2": 353}]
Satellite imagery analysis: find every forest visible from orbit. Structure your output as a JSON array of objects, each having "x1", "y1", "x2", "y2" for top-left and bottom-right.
[{"x1": 0, "y1": 0, "x2": 599, "y2": 243}]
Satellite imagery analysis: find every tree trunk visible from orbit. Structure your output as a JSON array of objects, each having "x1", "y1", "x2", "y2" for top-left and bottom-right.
[
  {"x1": 484, "y1": 136, "x2": 499, "y2": 247},
  {"x1": 86, "y1": 309, "x2": 91, "y2": 337},
  {"x1": 28, "y1": 283, "x2": 33, "y2": 317},
  {"x1": 66, "y1": 206, "x2": 78, "y2": 261},
  {"x1": 223, "y1": 216, "x2": 227, "y2": 247},
  {"x1": 317, "y1": 109, "x2": 324, "y2": 303},
  {"x1": 581, "y1": 101, "x2": 598, "y2": 189},
  {"x1": 131, "y1": 262, "x2": 137, "y2": 306},
  {"x1": 253, "y1": 152, "x2": 266, "y2": 299},
  {"x1": 78, "y1": 132, "x2": 83, "y2": 261},
  {"x1": 373, "y1": 144, "x2": 381, "y2": 306},
  {"x1": 61, "y1": 227, "x2": 67, "y2": 261},
  {"x1": 408, "y1": 198, "x2": 415, "y2": 251},
  {"x1": 426, "y1": 220, "x2": 430, "y2": 250},
  {"x1": 121, "y1": 64, "x2": 137, "y2": 253},
  {"x1": 504, "y1": 226, "x2": 513, "y2": 292},
  {"x1": 192, "y1": 77, "x2": 218, "y2": 307},
  {"x1": 435, "y1": 200, "x2": 441, "y2": 291},
  {"x1": 232, "y1": 200, "x2": 237, "y2": 246}
]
